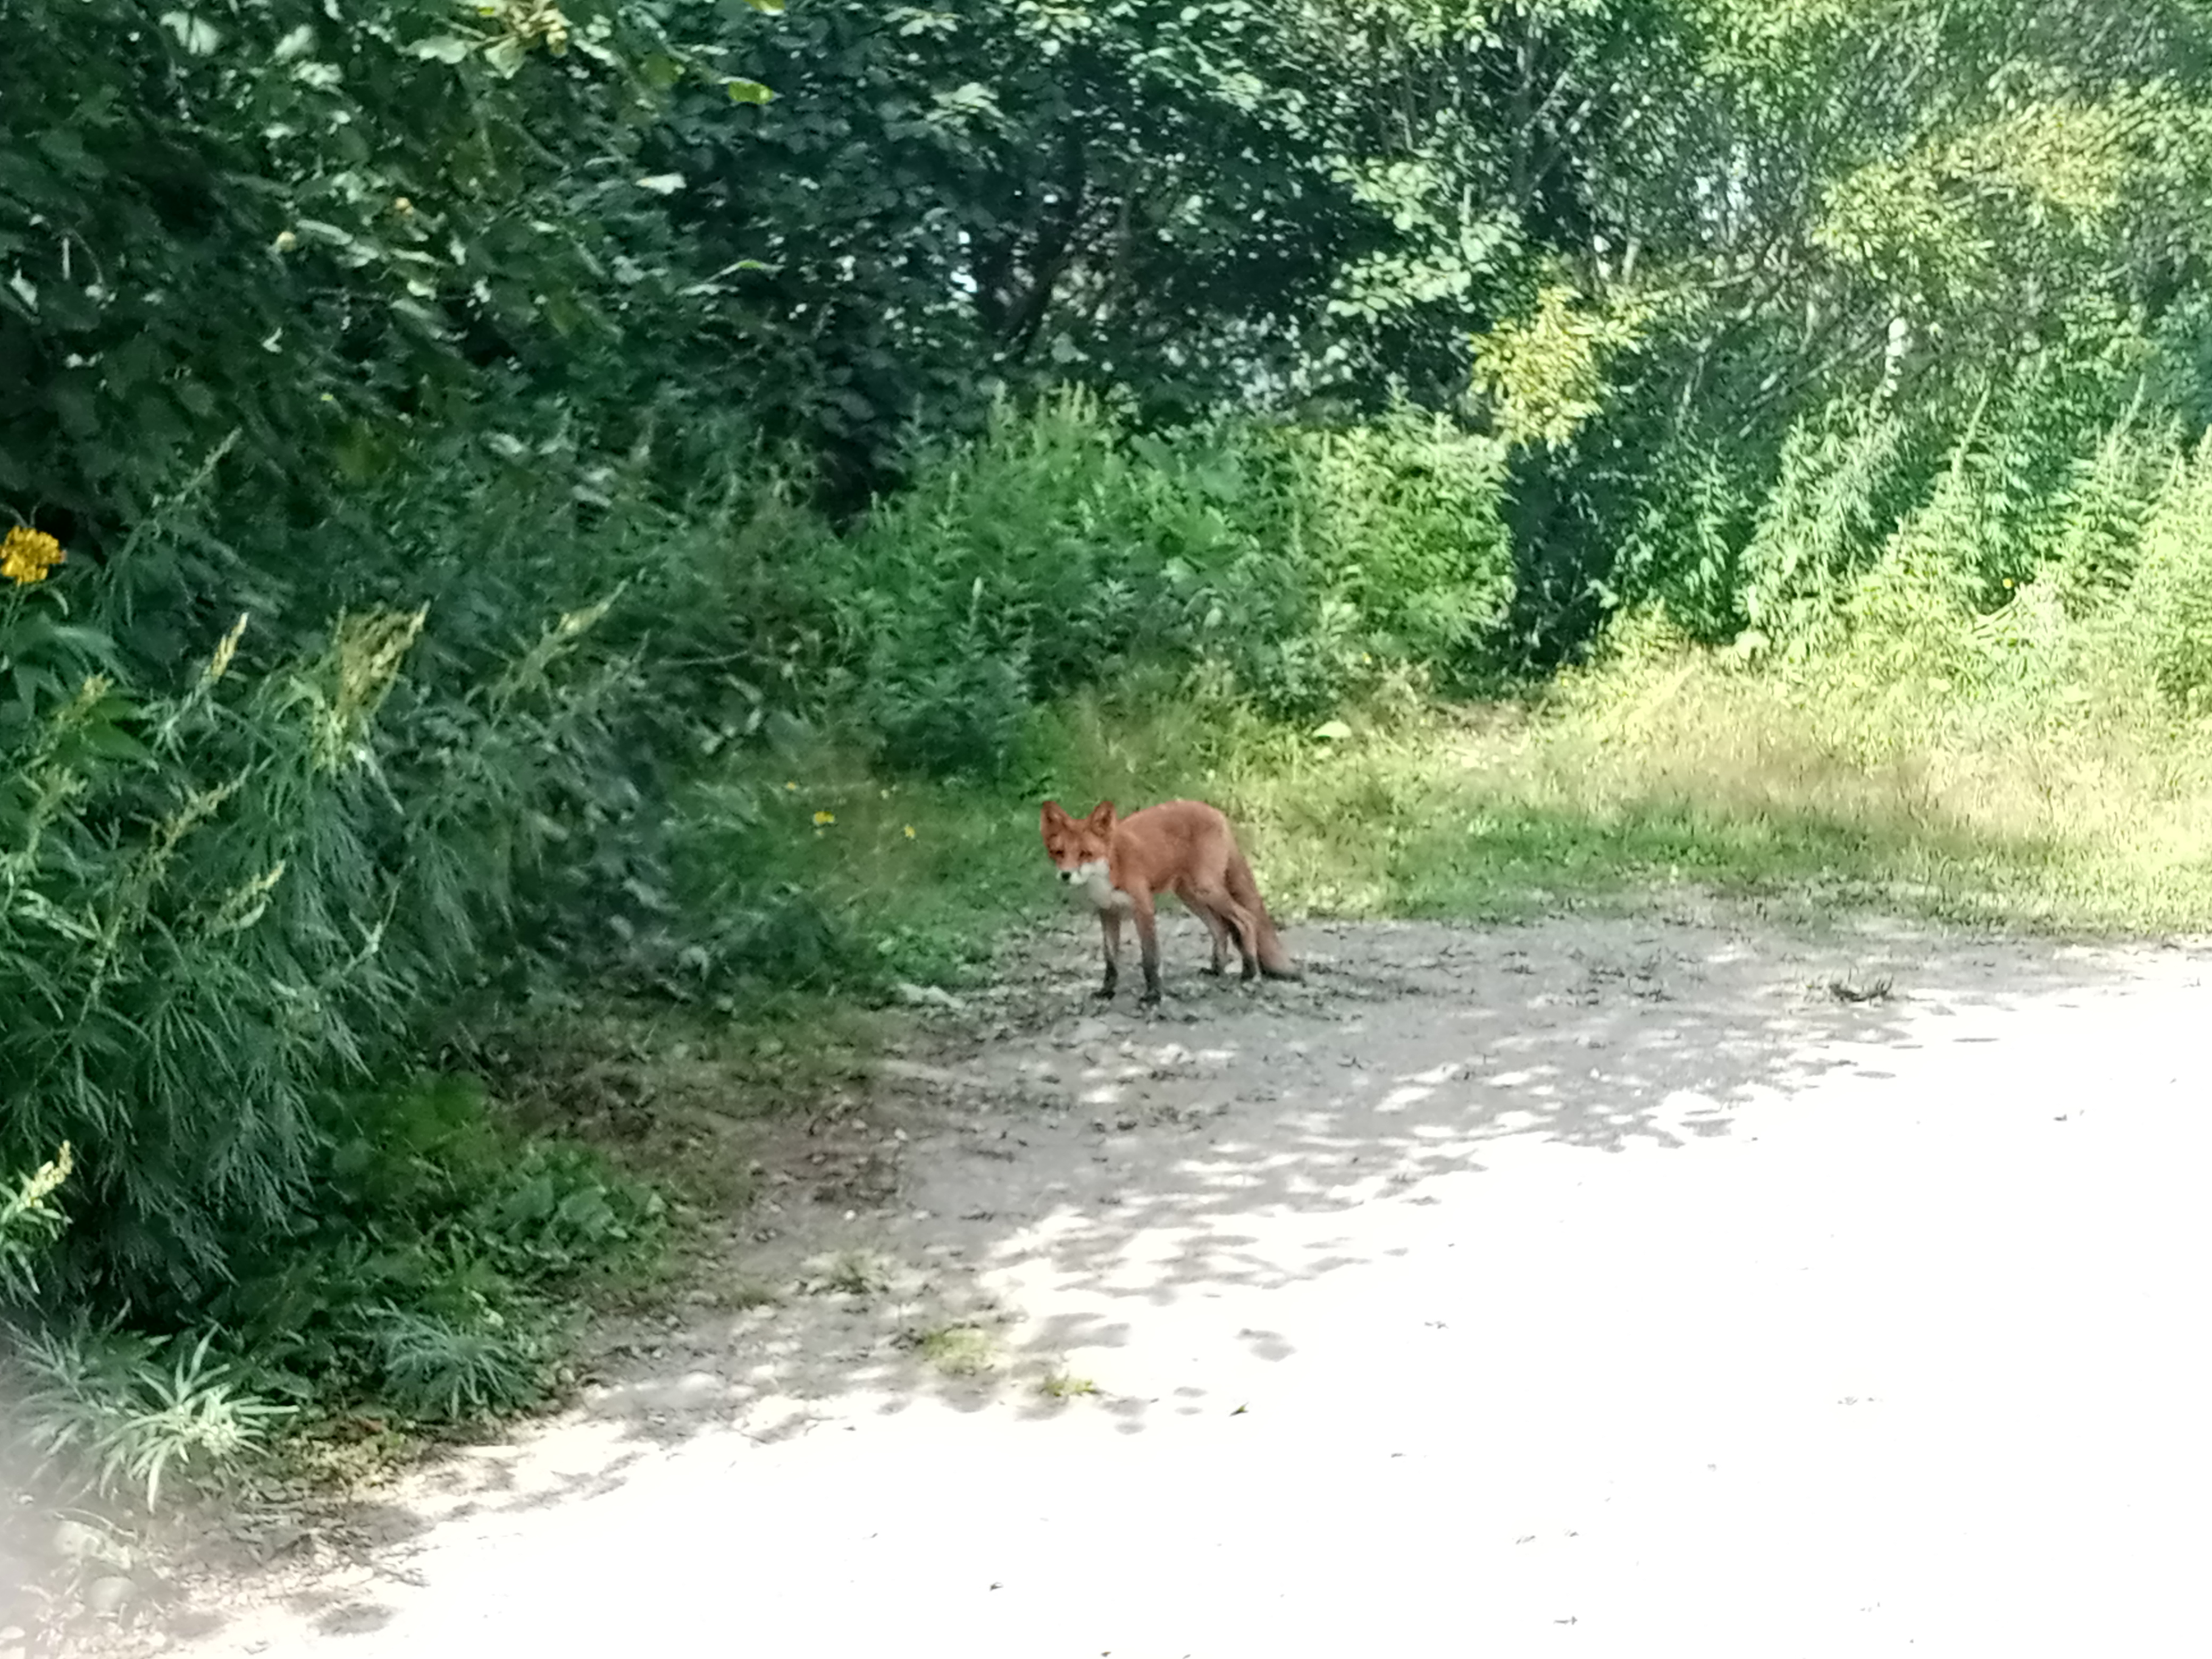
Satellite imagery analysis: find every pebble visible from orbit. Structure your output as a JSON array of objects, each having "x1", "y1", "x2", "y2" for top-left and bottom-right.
[
  {"x1": 53, "y1": 1519, "x2": 113, "y2": 1562},
  {"x1": 83, "y1": 1574, "x2": 135, "y2": 1616}
]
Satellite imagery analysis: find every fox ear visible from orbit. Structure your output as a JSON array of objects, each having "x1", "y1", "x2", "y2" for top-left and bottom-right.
[
  {"x1": 1040, "y1": 800, "x2": 1067, "y2": 830},
  {"x1": 1087, "y1": 800, "x2": 1117, "y2": 830}
]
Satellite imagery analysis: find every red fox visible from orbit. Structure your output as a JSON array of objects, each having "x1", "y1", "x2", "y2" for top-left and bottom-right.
[{"x1": 1040, "y1": 798, "x2": 1301, "y2": 1006}]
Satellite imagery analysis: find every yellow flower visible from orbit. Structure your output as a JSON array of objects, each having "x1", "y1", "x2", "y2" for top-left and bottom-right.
[
  {"x1": 812, "y1": 810, "x2": 835, "y2": 826},
  {"x1": 785, "y1": 781, "x2": 798, "y2": 791},
  {"x1": 204, "y1": 613, "x2": 250, "y2": 685},
  {"x1": 903, "y1": 825, "x2": 917, "y2": 839},
  {"x1": 1, "y1": 525, "x2": 65, "y2": 585}
]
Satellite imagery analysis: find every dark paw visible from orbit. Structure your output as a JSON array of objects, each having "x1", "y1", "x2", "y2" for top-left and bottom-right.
[
  {"x1": 1137, "y1": 989, "x2": 1162, "y2": 1009},
  {"x1": 1093, "y1": 984, "x2": 1117, "y2": 1001},
  {"x1": 1201, "y1": 963, "x2": 1226, "y2": 978}
]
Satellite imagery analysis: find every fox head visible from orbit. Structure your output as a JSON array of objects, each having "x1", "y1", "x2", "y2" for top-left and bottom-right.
[{"x1": 1040, "y1": 799, "x2": 1117, "y2": 891}]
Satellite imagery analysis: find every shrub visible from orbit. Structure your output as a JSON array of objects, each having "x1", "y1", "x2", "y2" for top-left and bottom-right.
[
  {"x1": 2, "y1": 479, "x2": 633, "y2": 1312},
  {"x1": 824, "y1": 392, "x2": 1514, "y2": 777},
  {"x1": 2120, "y1": 438, "x2": 2212, "y2": 715},
  {"x1": 210, "y1": 1074, "x2": 664, "y2": 1421},
  {"x1": 9, "y1": 1325, "x2": 290, "y2": 1510}
]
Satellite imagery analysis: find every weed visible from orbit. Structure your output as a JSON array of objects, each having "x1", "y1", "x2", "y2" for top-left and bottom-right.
[
  {"x1": 1822, "y1": 976, "x2": 1895, "y2": 1004},
  {"x1": 205, "y1": 1074, "x2": 666, "y2": 1430},
  {"x1": 802, "y1": 1252, "x2": 896, "y2": 1299},
  {"x1": 9, "y1": 1326, "x2": 292, "y2": 1510},
  {"x1": 722, "y1": 1278, "x2": 783, "y2": 1312},
  {"x1": 368, "y1": 1309, "x2": 551, "y2": 1423},
  {"x1": 910, "y1": 1325, "x2": 996, "y2": 1378},
  {"x1": 0, "y1": 1144, "x2": 72, "y2": 1302}
]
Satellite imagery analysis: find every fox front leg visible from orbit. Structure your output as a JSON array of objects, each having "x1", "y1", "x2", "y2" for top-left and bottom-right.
[
  {"x1": 1096, "y1": 910, "x2": 1123, "y2": 1000},
  {"x1": 1129, "y1": 889, "x2": 1164, "y2": 1007}
]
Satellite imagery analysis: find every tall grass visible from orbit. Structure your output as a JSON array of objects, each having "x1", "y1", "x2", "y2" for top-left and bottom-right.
[
  {"x1": 3, "y1": 450, "x2": 690, "y2": 1502},
  {"x1": 1, "y1": 549, "x2": 623, "y2": 1309},
  {"x1": 827, "y1": 391, "x2": 1513, "y2": 775}
]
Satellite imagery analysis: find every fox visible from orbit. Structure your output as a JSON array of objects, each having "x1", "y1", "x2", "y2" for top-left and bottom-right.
[{"x1": 1040, "y1": 797, "x2": 1301, "y2": 1006}]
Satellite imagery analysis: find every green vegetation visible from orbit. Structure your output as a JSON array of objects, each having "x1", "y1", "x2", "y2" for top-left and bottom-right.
[
  {"x1": 910, "y1": 1324, "x2": 998, "y2": 1379},
  {"x1": 10, "y1": 0, "x2": 2212, "y2": 1508}
]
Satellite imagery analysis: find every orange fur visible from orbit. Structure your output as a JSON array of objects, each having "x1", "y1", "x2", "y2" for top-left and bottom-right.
[{"x1": 1040, "y1": 797, "x2": 1299, "y2": 1005}]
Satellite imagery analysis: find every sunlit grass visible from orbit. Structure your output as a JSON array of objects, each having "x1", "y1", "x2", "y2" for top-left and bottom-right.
[{"x1": 679, "y1": 632, "x2": 2212, "y2": 995}]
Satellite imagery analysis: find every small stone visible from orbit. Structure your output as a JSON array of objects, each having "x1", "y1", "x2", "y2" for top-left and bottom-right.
[
  {"x1": 83, "y1": 1574, "x2": 135, "y2": 1616},
  {"x1": 54, "y1": 1518, "x2": 111, "y2": 1562}
]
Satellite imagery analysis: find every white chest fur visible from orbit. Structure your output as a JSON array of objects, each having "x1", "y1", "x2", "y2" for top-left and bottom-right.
[{"x1": 1070, "y1": 859, "x2": 1134, "y2": 916}]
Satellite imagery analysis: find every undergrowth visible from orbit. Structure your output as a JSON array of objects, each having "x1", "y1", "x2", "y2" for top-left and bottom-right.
[
  {"x1": 676, "y1": 656, "x2": 2212, "y2": 992},
  {"x1": 13, "y1": 0, "x2": 2212, "y2": 1534},
  {"x1": 668, "y1": 393, "x2": 2212, "y2": 982},
  {"x1": 2, "y1": 1073, "x2": 665, "y2": 1512},
  {"x1": 18, "y1": 373, "x2": 2212, "y2": 1516}
]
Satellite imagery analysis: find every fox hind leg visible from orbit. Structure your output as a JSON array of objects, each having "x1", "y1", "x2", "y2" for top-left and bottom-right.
[
  {"x1": 1187, "y1": 881, "x2": 1262, "y2": 982},
  {"x1": 1226, "y1": 850, "x2": 1301, "y2": 982},
  {"x1": 1177, "y1": 882, "x2": 1234, "y2": 975}
]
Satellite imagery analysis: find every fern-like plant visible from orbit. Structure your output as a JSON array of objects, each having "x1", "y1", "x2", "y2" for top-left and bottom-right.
[{"x1": 10, "y1": 1325, "x2": 291, "y2": 1510}]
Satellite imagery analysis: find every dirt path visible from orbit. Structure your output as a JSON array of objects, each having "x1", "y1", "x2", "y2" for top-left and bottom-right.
[{"x1": 34, "y1": 901, "x2": 2212, "y2": 1657}]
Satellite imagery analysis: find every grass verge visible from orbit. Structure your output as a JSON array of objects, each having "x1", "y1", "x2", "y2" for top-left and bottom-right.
[{"x1": 683, "y1": 646, "x2": 2212, "y2": 976}]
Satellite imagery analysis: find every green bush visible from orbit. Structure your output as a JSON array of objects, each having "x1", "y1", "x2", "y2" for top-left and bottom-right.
[
  {"x1": 2, "y1": 485, "x2": 634, "y2": 1312},
  {"x1": 822, "y1": 393, "x2": 1514, "y2": 777},
  {"x1": 1262, "y1": 414, "x2": 1516, "y2": 690},
  {"x1": 210, "y1": 1074, "x2": 664, "y2": 1421},
  {"x1": 9, "y1": 1325, "x2": 290, "y2": 1510},
  {"x1": 0, "y1": 0, "x2": 696, "y2": 556}
]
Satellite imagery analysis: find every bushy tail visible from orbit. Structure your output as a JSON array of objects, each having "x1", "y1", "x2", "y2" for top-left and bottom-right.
[{"x1": 1227, "y1": 850, "x2": 1300, "y2": 981}]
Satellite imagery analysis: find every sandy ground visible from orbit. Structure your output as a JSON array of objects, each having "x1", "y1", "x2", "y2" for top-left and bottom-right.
[{"x1": 15, "y1": 898, "x2": 2212, "y2": 1657}]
